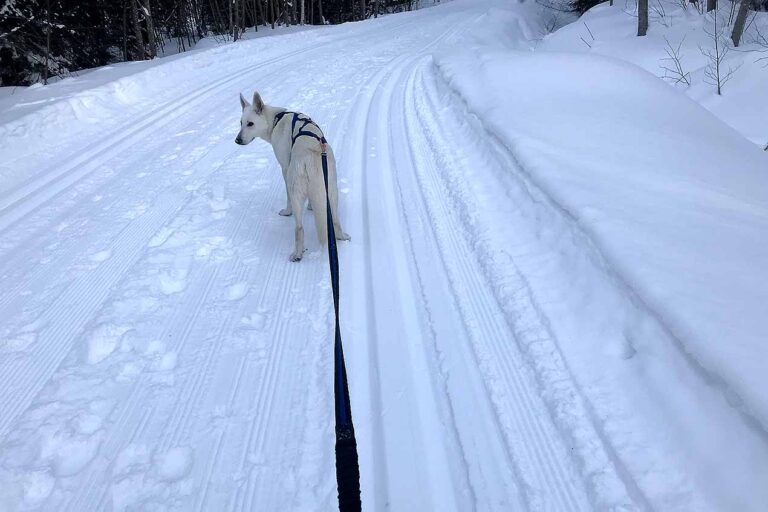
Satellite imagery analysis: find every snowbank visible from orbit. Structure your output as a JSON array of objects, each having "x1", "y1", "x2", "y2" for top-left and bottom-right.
[
  {"x1": 435, "y1": 48, "x2": 768, "y2": 434},
  {"x1": 539, "y1": 2, "x2": 768, "y2": 148}
]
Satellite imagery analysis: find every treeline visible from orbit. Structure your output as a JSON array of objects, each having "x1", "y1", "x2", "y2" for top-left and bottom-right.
[
  {"x1": 570, "y1": 0, "x2": 766, "y2": 44},
  {"x1": 0, "y1": 0, "x2": 427, "y2": 86}
]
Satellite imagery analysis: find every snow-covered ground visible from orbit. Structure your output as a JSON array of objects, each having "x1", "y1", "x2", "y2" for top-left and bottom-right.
[
  {"x1": 539, "y1": 1, "x2": 768, "y2": 147},
  {"x1": 1, "y1": 0, "x2": 767, "y2": 510}
]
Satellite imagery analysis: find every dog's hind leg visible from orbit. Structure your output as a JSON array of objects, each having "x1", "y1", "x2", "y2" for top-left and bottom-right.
[
  {"x1": 308, "y1": 172, "x2": 329, "y2": 248},
  {"x1": 288, "y1": 176, "x2": 308, "y2": 262}
]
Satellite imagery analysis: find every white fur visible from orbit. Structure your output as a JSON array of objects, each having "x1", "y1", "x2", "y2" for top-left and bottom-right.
[{"x1": 235, "y1": 92, "x2": 350, "y2": 261}]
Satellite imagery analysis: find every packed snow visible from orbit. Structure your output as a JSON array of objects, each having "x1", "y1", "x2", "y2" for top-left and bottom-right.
[{"x1": 1, "y1": 0, "x2": 767, "y2": 510}]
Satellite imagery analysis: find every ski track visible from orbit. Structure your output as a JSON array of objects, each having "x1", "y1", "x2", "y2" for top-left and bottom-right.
[{"x1": 0, "y1": 2, "x2": 668, "y2": 511}]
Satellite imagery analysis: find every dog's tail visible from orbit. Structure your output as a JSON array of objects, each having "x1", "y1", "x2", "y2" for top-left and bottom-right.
[{"x1": 306, "y1": 155, "x2": 329, "y2": 247}]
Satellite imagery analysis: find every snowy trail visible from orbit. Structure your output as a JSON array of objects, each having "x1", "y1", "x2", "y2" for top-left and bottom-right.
[
  {"x1": 0, "y1": 3, "x2": 598, "y2": 509},
  {"x1": 3, "y1": 0, "x2": 762, "y2": 510}
]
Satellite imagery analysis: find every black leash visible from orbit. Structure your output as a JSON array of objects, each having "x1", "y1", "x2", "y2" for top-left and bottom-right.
[
  {"x1": 321, "y1": 143, "x2": 362, "y2": 512},
  {"x1": 274, "y1": 110, "x2": 362, "y2": 510}
]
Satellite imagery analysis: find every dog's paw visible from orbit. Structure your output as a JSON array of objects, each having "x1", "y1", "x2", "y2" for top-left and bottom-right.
[
  {"x1": 278, "y1": 208, "x2": 292, "y2": 217},
  {"x1": 336, "y1": 232, "x2": 351, "y2": 241},
  {"x1": 289, "y1": 251, "x2": 303, "y2": 262}
]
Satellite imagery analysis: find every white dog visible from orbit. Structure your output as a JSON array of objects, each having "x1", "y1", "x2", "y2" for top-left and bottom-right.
[{"x1": 235, "y1": 92, "x2": 349, "y2": 262}]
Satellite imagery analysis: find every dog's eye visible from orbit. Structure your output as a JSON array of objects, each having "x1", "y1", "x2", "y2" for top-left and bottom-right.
[{"x1": 247, "y1": 122, "x2": 254, "y2": 127}]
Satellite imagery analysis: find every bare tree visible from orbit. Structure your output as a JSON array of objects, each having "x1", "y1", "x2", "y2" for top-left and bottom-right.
[
  {"x1": 638, "y1": 0, "x2": 648, "y2": 36},
  {"x1": 660, "y1": 36, "x2": 691, "y2": 86},
  {"x1": 731, "y1": 0, "x2": 751, "y2": 47},
  {"x1": 700, "y1": 12, "x2": 739, "y2": 94}
]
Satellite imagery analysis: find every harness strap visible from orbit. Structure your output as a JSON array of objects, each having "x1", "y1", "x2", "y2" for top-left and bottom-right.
[{"x1": 274, "y1": 111, "x2": 327, "y2": 146}]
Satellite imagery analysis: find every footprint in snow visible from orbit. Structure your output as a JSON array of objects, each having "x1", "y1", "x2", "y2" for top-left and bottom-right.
[
  {"x1": 227, "y1": 282, "x2": 249, "y2": 301},
  {"x1": 148, "y1": 227, "x2": 175, "y2": 248},
  {"x1": 47, "y1": 430, "x2": 104, "y2": 477},
  {"x1": 85, "y1": 323, "x2": 133, "y2": 364},
  {"x1": 157, "y1": 268, "x2": 188, "y2": 295},
  {"x1": 154, "y1": 447, "x2": 193, "y2": 482},
  {"x1": 241, "y1": 309, "x2": 269, "y2": 331},
  {"x1": 0, "y1": 332, "x2": 37, "y2": 353},
  {"x1": 209, "y1": 198, "x2": 231, "y2": 220},
  {"x1": 124, "y1": 202, "x2": 149, "y2": 220},
  {"x1": 19, "y1": 470, "x2": 55, "y2": 507},
  {"x1": 89, "y1": 249, "x2": 111, "y2": 263}
]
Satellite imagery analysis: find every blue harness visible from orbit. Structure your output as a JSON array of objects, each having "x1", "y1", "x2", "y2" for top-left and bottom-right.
[{"x1": 273, "y1": 111, "x2": 327, "y2": 146}]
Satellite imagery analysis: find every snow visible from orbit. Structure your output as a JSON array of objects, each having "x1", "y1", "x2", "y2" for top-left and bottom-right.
[
  {"x1": 430, "y1": 5, "x2": 768, "y2": 509},
  {"x1": 0, "y1": 0, "x2": 767, "y2": 510},
  {"x1": 539, "y1": 2, "x2": 768, "y2": 147}
]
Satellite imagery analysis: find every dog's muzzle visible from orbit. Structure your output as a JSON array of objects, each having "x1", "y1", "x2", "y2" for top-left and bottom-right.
[{"x1": 235, "y1": 136, "x2": 244, "y2": 145}]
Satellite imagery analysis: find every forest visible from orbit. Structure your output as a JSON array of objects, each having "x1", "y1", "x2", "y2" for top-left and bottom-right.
[{"x1": 0, "y1": 0, "x2": 428, "y2": 85}]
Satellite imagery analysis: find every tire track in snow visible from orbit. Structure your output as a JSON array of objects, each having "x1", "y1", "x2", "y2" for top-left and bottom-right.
[
  {"x1": 339, "y1": 10, "x2": 505, "y2": 511},
  {"x1": 411, "y1": 61, "x2": 654, "y2": 511},
  {"x1": 392, "y1": 59, "x2": 594, "y2": 511}
]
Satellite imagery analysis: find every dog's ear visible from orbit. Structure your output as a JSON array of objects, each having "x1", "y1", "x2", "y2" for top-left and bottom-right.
[
  {"x1": 240, "y1": 93, "x2": 250, "y2": 110},
  {"x1": 252, "y1": 92, "x2": 265, "y2": 114}
]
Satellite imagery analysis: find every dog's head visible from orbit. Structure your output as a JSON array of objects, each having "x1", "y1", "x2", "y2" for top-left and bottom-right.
[{"x1": 235, "y1": 92, "x2": 269, "y2": 145}]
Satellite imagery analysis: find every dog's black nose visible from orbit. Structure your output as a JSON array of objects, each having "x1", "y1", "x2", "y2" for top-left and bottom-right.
[{"x1": 235, "y1": 137, "x2": 243, "y2": 145}]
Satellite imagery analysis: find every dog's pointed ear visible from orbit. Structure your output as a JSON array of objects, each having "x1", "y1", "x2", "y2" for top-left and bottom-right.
[
  {"x1": 239, "y1": 93, "x2": 250, "y2": 110},
  {"x1": 253, "y1": 92, "x2": 265, "y2": 114}
]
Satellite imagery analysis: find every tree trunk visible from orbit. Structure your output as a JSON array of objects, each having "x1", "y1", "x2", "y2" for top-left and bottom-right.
[
  {"x1": 706, "y1": 0, "x2": 716, "y2": 12},
  {"x1": 122, "y1": 1, "x2": 128, "y2": 61},
  {"x1": 359, "y1": 0, "x2": 365, "y2": 19},
  {"x1": 256, "y1": 0, "x2": 265, "y2": 26},
  {"x1": 269, "y1": 0, "x2": 275, "y2": 28},
  {"x1": 131, "y1": 0, "x2": 146, "y2": 59},
  {"x1": 231, "y1": 0, "x2": 241, "y2": 40},
  {"x1": 374, "y1": 0, "x2": 378, "y2": 18},
  {"x1": 43, "y1": 0, "x2": 50, "y2": 84},
  {"x1": 638, "y1": 0, "x2": 648, "y2": 36},
  {"x1": 731, "y1": 0, "x2": 751, "y2": 46},
  {"x1": 317, "y1": 0, "x2": 323, "y2": 23},
  {"x1": 143, "y1": 0, "x2": 157, "y2": 58}
]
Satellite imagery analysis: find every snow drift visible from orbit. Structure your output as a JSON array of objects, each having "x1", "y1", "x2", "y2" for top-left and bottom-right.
[{"x1": 431, "y1": 46, "x2": 768, "y2": 509}]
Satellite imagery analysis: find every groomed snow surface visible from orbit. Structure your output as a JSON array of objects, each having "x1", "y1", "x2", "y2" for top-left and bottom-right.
[{"x1": 1, "y1": 0, "x2": 767, "y2": 510}]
